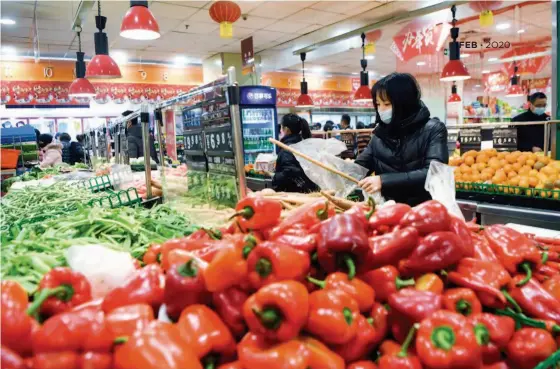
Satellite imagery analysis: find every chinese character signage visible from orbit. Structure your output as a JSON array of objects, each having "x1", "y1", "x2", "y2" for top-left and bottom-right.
[
  {"x1": 164, "y1": 109, "x2": 177, "y2": 161},
  {"x1": 501, "y1": 47, "x2": 551, "y2": 76},
  {"x1": 240, "y1": 86, "x2": 276, "y2": 105},
  {"x1": 390, "y1": 20, "x2": 451, "y2": 62},
  {"x1": 241, "y1": 37, "x2": 255, "y2": 76},
  {"x1": 484, "y1": 71, "x2": 509, "y2": 93}
]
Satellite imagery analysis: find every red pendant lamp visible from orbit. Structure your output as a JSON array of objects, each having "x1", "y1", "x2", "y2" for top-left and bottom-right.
[
  {"x1": 506, "y1": 62, "x2": 524, "y2": 97},
  {"x1": 86, "y1": 1, "x2": 122, "y2": 79},
  {"x1": 441, "y1": 6, "x2": 471, "y2": 82},
  {"x1": 120, "y1": 0, "x2": 160, "y2": 40},
  {"x1": 69, "y1": 27, "x2": 96, "y2": 98},
  {"x1": 448, "y1": 82, "x2": 461, "y2": 102},
  {"x1": 296, "y1": 53, "x2": 314, "y2": 108},
  {"x1": 354, "y1": 33, "x2": 372, "y2": 102}
]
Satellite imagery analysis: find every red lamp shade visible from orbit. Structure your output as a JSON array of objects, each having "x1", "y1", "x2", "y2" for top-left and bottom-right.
[
  {"x1": 448, "y1": 93, "x2": 461, "y2": 102},
  {"x1": 296, "y1": 81, "x2": 314, "y2": 108},
  {"x1": 69, "y1": 78, "x2": 96, "y2": 98},
  {"x1": 506, "y1": 84, "x2": 524, "y2": 97},
  {"x1": 440, "y1": 59, "x2": 471, "y2": 82},
  {"x1": 86, "y1": 54, "x2": 122, "y2": 79},
  {"x1": 354, "y1": 85, "x2": 372, "y2": 102},
  {"x1": 120, "y1": 1, "x2": 160, "y2": 40}
]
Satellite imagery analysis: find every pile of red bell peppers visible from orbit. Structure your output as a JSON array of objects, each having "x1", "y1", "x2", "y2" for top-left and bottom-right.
[{"x1": 2, "y1": 197, "x2": 560, "y2": 369}]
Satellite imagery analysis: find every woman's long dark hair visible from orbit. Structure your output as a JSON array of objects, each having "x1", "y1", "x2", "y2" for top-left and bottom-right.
[
  {"x1": 371, "y1": 73, "x2": 422, "y2": 125},
  {"x1": 281, "y1": 113, "x2": 311, "y2": 139}
]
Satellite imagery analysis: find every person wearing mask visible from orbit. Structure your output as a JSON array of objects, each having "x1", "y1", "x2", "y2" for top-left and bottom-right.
[
  {"x1": 123, "y1": 110, "x2": 159, "y2": 164},
  {"x1": 355, "y1": 121, "x2": 371, "y2": 154},
  {"x1": 272, "y1": 114, "x2": 319, "y2": 193},
  {"x1": 339, "y1": 114, "x2": 355, "y2": 159},
  {"x1": 512, "y1": 92, "x2": 550, "y2": 152},
  {"x1": 355, "y1": 72, "x2": 448, "y2": 206},
  {"x1": 38, "y1": 133, "x2": 62, "y2": 168}
]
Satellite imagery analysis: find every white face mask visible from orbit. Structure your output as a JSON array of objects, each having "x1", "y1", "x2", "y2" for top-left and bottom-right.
[{"x1": 378, "y1": 108, "x2": 392, "y2": 124}]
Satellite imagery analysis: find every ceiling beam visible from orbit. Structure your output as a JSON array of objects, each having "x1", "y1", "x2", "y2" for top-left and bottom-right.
[
  {"x1": 71, "y1": 0, "x2": 96, "y2": 31},
  {"x1": 292, "y1": 1, "x2": 470, "y2": 56}
]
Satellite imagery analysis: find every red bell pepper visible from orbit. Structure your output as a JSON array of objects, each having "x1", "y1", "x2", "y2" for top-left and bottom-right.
[
  {"x1": 79, "y1": 352, "x2": 113, "y2": 369},
  {"x1": 246, "y1": 241, "x2": 310, "y2": 289},
  {"x1": 399, "y1": 232, "x2": 466, "y2": 275},
  {"x1": 347, "y1": 361, "x2": 378, "y2": 369},
  {"x1": 471, "y1": 231, "x2": 498, "y2": 262},
  {"x1": 299, "y1": 336, "x2": 345, "y2": 369},
  {"x1": 468, "y1": 313, "x2": 515, "y2": 365},
  {"x1": 164, "y1": 258, "x2": 212, "y2": 320},
  {"x1": 32, "y1": 306, "x2": 112, "y2": 353},
  {"x1": 1, "y1": 281, "x2": 34, "y2": 356},
  {"x1": 102, "y1": 264, "x2": 164, "y2": 314},
  {"x1": 177, "y1": 305, "x2": 236, "y2": 365},
  {"x1": 368, "y1": 227, "x2": 419, "y2": 269},
  {"x1": 106, "y1": 304, "x2": 155, "y2": 341},
  {"x1": 237, "y1": 332, "x2": 311, "y2": 369},
  {"x1": 316, "y1": 213, "x2": 371, "y2": 279},
  {"x1": 114, "y1": 321, "x2": 203, "y2": 369},
  {"x1": 27, "y1": 267, "x2": 92, "y2": 318},
  {"x1": 269, "y1": 200, "x2": 334, "y2": 239},
  {"x1": 213, "y1": 287, "x2": 249, "y2": 338},
  {"x1": 508, "y1": 276, "x2": 560, "y2": 323},
  {"x1": 243, "y1": 281, "x2": 308, "y2": 342},
  {"x1": 369, "y1": 302, "x2": 390, "y2": 344},
  {"x1": 447, "y1": 258, "x2": 511, "y2": 309},
  {"x1": 543, "y1": 274, "x2": 560, "y2": 300},
  {"x1": 449, "y1": 216, "x2": 474, "y2": 257},
  {"x1": 30, "y1": 351, "x2": 80, "y2": 369},
  {"x1": 484, "y1": 225, "x2": 542, "y2": 286},
  {"x1": 442, "y1": 288, "x2": 482, "y2": 317},
  {"x1": 416, "y1": 310, "x2": 482, "y2": 369},
  {"x1": 307, "y1": 272, "x2": 374, "y2": 313},
  {"x1": 506, "y1": 328, "x2": 557, "y2": 369},
  {"x1": 377, "y1": 324, "x2": 422, "y2": 369},
  {"x1": 143, "y1": 243, "x2": 162, "y2": 265},
  {"x1": 232, "y1": 196, "x2": 283, "y2": 231},
  {"x1": 483, "y1": 362, "x2": 511, "y2": 369},
  {"x1": 217, "y1": 362, "x2": 244, "y2": 369},
  {"x1": 1, "y1": 346, "x2": 25, "y2": 369},
  {"x1": 399, "y1": 200, "x2": 451, "y2": 235},
  {"x1": 415, "y1": 273, "x2": 444, "y2": 294},
  {"x1": 369, "y1": 203, "x2": 411, "y2": 232},
  {"x1": 271, "y1": 225, "x2": 317, "y2": 253},
  {"x1": 359, "y1": 266, "x2": 415, "y2": 303},
  {"x1": 388, "y1": 289, "x2": 442, "y2": 323},
  {"x1": 160, "y1": 236, "x2": 218, "y2": 271},
  {"x1": 306, "y1": 289, "x2": 360, "y2": 345},
  {"x1": 204, "y1": 234, "x2": 257, "y2": 292},
  {"x1": 333, "y1": 313, "x2": 383, "y2": 362}
]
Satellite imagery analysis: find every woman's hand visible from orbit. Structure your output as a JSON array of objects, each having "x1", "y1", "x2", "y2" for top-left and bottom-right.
[{"x1": 358, "y1": 176, "x2": 382, "y2": 194}]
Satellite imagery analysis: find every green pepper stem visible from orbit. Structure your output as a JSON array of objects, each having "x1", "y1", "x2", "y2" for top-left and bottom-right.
[
  {"x1": 316, "y1": 202, "x2": 329, "y2": 221},
  {"x1": 455, "y1": 299, "x2": 472, "y2": 316},
  {"x1": 177, "y1": 259, "x2": 197, "y2": 278},
  {"x1": 495, "y1": 309, "x2": 546, "y2": 330},
  {"x1": 501, "y1": 289, "x2": 523, "y2": 314},
  {"x1": 534, "y1": 349, "x2": 560, "y2": 369},
  {"x1": 366, "y1": 317, "x2": 374, "y2": 325},
  {"x1": 431, "y1": 325, "x2": 456, "y2": 351},
  {"x1": 398, "y1": 323, "x2": 419, "y2": 358},
  {"x1": 342, "y1": 254, "x2": 356, "y2": 280},
  {"x1": 27, "y1": 284, "x2": 74, "y2": 317},
  {"x1": 229, "y1": 206, "x2": 255, "y2": 221},
  {"x1": 202, "y1": 228, "x2": 222, "y2": 240},
  {"x1": 516, "y1": 262, "x2": 533, "y2": 286},
  {"x1": 395, "y1": 277, "x2": 415, "y2": 289},
  {"x1": 542, "y1": 252, "x2": 549, "y2": 264},
  {"x1": 311, "y1": 251, "x2": 318, "y2": 263},
  {"x1": 306, "y1": 276, "x2": 326, "y2": 289},
  {"x1": 252, "y1": 307, "x2": 282, "y2": 330},
  {"x1": 255, "y1": 258, "x2": 272, "y2": 278},
  {"x1": 113, "y1": 336, "x2": 128, "y2": 344},
  {"x1": 242, "y1": 235, "x2": 258, "y2": 259},
  {"x1": 343, "y1": 307, "x2": 354, "y2": 326},
  {"x1": 474, "y1": 323, "x2": 490, "y2": 346},
  {"x1": 202, "y1": 355, "x2": 218, "y2": 369},
  {"x1": 365, "y1": 197, "x2": 376, "y2": 220}
]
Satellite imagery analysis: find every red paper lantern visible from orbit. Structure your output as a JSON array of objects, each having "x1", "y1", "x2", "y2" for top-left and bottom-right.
[
  {"x1": 209, "y1": 1, "x2": 241, "y2": 38},
  {"x1": 469, "y1": 1, "x2": 502, "y2": 27},
  {"x1": 365, "y1": 29, "x2": 382, "y2": 55}
]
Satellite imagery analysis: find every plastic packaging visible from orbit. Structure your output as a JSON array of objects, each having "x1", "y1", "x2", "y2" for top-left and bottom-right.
[
  {"x1": 425, "y1": 161, "x2": 464, "y2": 221},
  {"x1": 290, "y1": 138, "x2": 368, "y2": 198},
  {"x1": 66, "y1": 244, "x2": 137, "y2": 298}
]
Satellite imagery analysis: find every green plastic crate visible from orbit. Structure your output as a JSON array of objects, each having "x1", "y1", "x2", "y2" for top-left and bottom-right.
[{"x1": 88, "y1": 188, "x2": 142, "y2": 208}]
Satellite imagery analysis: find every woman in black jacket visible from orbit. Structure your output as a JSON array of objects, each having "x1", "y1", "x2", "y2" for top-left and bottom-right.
[
  {"x1": 272, "y1": 114, "x2": 319, "y2": 193},
  {"x1": 356, "y1": 73, "x2": 449, "y2": 206}
]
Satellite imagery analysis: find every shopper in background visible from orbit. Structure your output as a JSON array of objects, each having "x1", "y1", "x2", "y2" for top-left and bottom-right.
[
  {"x1": 123, "y1": 110, "x2": 159, "y2": 164},
  {"x1": 323, "y1": 120, "x2": 335, "y2": 132},
  {"x1": 59, "y1": 133, "x2": 73, "y2": 164},
  {"x1": 355, "y1": 72, "x2": 448, "y2": 206},
  {"x1": 35, "y1": 128, "x2": 43, "y2": 161},
  {"x1": 272, "y1": 114, "x2": 319, "y2": 193},
  {"x1": 339, "y1": 114, "x2": 355, "y2": 159},
  {"x1": 355, "y1": 121, "x2": 371, "y2": 154},
  {"x1": 60, "y1": 133, "x2": 86, "y2": 165},
  {"x1": 38, "y1": 133, "x2": 62, "y2": 168},
  {"x1": 512, "y1": 92, "x2": 550, "y2": 152}
]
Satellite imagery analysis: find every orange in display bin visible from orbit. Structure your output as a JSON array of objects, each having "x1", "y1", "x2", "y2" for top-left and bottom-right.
[{"x1": 1, "y1": 148, "x2": 21, "y2": 169}]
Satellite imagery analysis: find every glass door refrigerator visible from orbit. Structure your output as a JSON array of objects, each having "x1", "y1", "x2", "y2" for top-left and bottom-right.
[{"x1": 239, "y1": 86, "x2": 278, "y2": 173}]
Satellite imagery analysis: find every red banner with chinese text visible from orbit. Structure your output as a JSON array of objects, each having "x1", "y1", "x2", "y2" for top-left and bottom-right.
[
  {"x1": 164, "y1": 109, "x2": 177, "y2": 161},
  {"x1": 390, "y1": 20, "x2": 451, "y2": 62},
  {"x1": 276, "y1": 88, "x2": 373, "y2": 108},
  {"x1": 501, "y1": 47, "x2": 551, "y2": 76},
  {"x1": 484, "y1": 71, "x2": 509, "y2": 93}
]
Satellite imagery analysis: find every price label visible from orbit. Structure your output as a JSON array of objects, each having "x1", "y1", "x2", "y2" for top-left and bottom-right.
[
  {"x1": 204, "y1": 125, "x2": 233, "y2": 154},
  {"x1": 184, "y1": 129, "x2": 204, "y2": 153}
]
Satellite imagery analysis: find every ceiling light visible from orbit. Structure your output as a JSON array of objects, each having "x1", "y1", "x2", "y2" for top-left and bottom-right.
[
  {"x1": 506, "y1": 62, "x2": 524, "y2": 97},
  {"x1": 120, "y1": 0, "x2": 160, "y2": 40},
  {"x1": 312, "y1": 67, "x2": 323, "y2": 73},
  {"x1": 326, "y1": 74, "x2": 333, "y2": 78},
  {"x1": 475, "y1": 84, "x2": 481, "y2": 87},
  {"x1": 440, "y1": 6, "x2": 471, "y2": 82},
  {"x1": 448, "y1": 82, "x2": 461, "y2": 102},
  {"x1": 69, "y1": 29, "x2": 96, "y2": 98},
  {"x1": 482, "y1": 70, "x2": 491, "y2": 74},
  {"x1": 351, "y1": 72, "x2": 359, "y2": 75},
  {"x1": 0, "y1": 18, "x2": 16, "y2": 25},
  {"x1": 496, "y1": 23, "x2": 511, "y2": 30},
  {"x1": 111, "y1": 51, "x2": 128, "y2": 65},
  {"x1": 174, "y1": 55, "x2": 188, "y2": 66},
  {"x1": 488, "y1": 57, "x2": 498, "y2": 62},
  {"x1": 297, "y1": 52, "x2": 314, "y2": 108},
  {"x1": 354, "y1": 33, "x2": 372, "y2": 103},
  {"x1": 86, "y1": 1, "x2": 122, "y2": 79},
  {"x1": 1, "y1": 46, "x2": 17, "y2": 55},
  {"x1": 416, "y1": 61, "x2": 426, "y2": 66},
  {"x1": 461, "y1": 53, "x2": 470, "y2": 58},
  {"x1": 365, "y1": 55, "x2": 374, "y2": 60},
  {"x1": 517, "y1": 29, "x2": 525, "y2": 34}
]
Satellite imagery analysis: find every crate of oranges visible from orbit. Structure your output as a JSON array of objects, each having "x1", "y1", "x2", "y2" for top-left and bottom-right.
[{"x1": 450, "y1": 149, "x2": 560, "y2": 200}]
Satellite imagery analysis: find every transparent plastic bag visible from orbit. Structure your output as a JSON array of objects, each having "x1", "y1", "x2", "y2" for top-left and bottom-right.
[
  {"x1": 425, "y1": 161, "x2": 464, "y2": 221},
  {"x1": 290, "y1": 138, "x2": 368, "y2": 198}
]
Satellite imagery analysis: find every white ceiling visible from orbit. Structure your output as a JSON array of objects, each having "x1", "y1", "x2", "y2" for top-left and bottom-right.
[{"x1": 0, "y1": 0, "x2": 553, "y2": 79}]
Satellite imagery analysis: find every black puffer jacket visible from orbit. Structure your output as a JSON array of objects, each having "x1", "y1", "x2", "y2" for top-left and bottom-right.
[
  {"x1": 272, "y1": 134, "x2": 319, "y2": 193},
  {"x1": 355, "y1": 103, "x2": 448, "y2": 206}
]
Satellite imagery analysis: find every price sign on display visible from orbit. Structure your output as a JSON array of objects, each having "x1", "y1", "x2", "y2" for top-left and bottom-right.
[
  {"x1": 208, "y1": 173, "x2": 238, "y2": 208},
  {"x1": 204, "y1": 125, "x2": 233, "y2": 155},
  {"x1": 184, "y1": 129, "x2": 204, "y2": 154}
]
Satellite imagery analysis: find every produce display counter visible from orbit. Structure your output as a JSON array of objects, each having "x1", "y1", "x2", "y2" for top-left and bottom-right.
[
  {"x1": 458, "y1": 199, "x2": 560, "y2": 231},
  {"x1": 246, "y1": 177, "x2": 272, "y2": 191}
]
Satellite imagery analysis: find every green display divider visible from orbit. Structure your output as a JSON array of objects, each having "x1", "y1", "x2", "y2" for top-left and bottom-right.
[
  {"x1": 88, "y1": 187, "x2": 142, "y2": 208},
  {"x1": 208, "y1": 173, "x2": 238, "y2": 209},
  {"x1": 456, "y1": 181, "x2": 560, "y2": 200}
]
